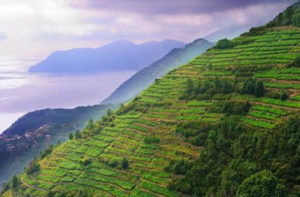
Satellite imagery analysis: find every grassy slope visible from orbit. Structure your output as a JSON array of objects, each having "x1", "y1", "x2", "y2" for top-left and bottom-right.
[{"x1": 4, "y1": 26, "x2": 300, "y2": 196}]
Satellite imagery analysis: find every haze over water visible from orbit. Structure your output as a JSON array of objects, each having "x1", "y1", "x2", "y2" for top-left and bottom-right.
[{"x1": 0, "y1": 56, "x2": 135, "y2": 134}]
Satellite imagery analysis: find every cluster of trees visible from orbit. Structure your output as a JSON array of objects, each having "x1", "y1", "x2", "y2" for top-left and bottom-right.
[
  {"x1": 180, "y1": 78, "x2": 267, "y2": 100},
  {"x1": 241, "y1": 78, "x2": 265, "y2": 97},
  {"x1": 26, "y1": 161, "x2": 40, "y2": 175},
  {"x1": 267, "y1": 4, "x2": 300, "y2": 27},
  {"x1": 214, "y1": 39, "x2": 234, "y2": 49},
  {"x1": 218, "y1": 100, "x2": 251, "y2": 115},
  {"x1": 168, "y1": 116, "x2": 300, "y2": 196},
  {"x1": 179, "y1": 78, "x2": 236, "y2": 100},
  {"x1": 144, "y1": 136, "x2": 160, "y2": 144},
  {"x1": 47, "y1": 189, "x2": 92, "y2": 197}
]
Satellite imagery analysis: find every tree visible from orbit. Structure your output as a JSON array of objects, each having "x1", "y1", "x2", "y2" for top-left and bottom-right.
[
  {"x1": 236, "y1": 170, "x2": 288, "y2": 197},
  {"x1": 11, "y1": 175, "x2": 19, "y2": 188},
  {"x1": 280, "y1": 91, "x2": 289, "y2": 101},
  {"x1": 26, "y1": 162, "x2": 40, "y2": 175},
  {"x1": 121, "y1": 158, "x2": 129, "y2": 170},
  {"x1": 69, "y1": 133, "x2": 74, "y2": 140},
  {"x1": 107, "y1": 109, "x2": 112, "y2": 116},
  {"x1": 186, "y1": 78, "x2": 194, "y2": 96},
  {"x1": 254, "y1": 81, "x2": 265, "y2": 97},
  {"x1": 292, "y1": 11, "x2": 300, "y2": 27},
  {"x1": 75, "y1": 130, "x2": 81, "y2": 139},
  {"x1": 215, "y1": 39, "x2": 234, "y2": 49}
]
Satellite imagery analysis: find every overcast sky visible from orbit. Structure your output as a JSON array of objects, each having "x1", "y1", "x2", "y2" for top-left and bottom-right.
[{"x1": 0, "y1": 0, "x2": 296, "y2": 59}]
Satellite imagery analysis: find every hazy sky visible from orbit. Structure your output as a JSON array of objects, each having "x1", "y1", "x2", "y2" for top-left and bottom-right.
[{"x1": 0, "y1": 0, "x2": 296, "y2": 59}]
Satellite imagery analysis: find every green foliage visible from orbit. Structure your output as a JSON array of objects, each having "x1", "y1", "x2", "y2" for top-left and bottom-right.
[
  {"x1": 68, "y1": 133, "x2": 73, "y2": 140},
  {"x1": 79, "y1": 158, "x2": 92, "y2": 166},
  {"x1": 241, "y1": 78, "x2": 265, "y2": 97},
  {"x1": 267, "y1": 3, "x2": 300, "y2": 27},
  {"x1": 164, "y1": 160, "x2": 190, "y2": 175},
  {"x1": 75, "y1": 130, "x2": 82, "y2": 139},
  {"x1": 215, "y1": 38, "x2": 234, "y2": 49},
  {"x1": 168, "y1": 116, "x2": 300, "y2": 196},
  {"x1": 180, "y1": 78, "x2": 237, "y2": 100},
  {"x1": 121, "y1": 158, "x2": 129, "y2": 170},
  {"x1": 288, "y1": 56, "x2": 300, "y2": 67},
  {"x1": 144, "y1": 136, "x2": 160, "y2": 144},
  {"x1": 26, "y1": 161, "x2": 40, "y2": 175},
  {"x1": 11, "y1": 175, "x2": 20, "y2": 188},
  {"x1": 40, "y1": 146, "x2": 53, "y2": 159},
  {"x1": 220, "y1": 100, "x2": 251, "y2": 115},
  {"x1": 236, "y1": 170, "x2": 288, "y2": 197}
]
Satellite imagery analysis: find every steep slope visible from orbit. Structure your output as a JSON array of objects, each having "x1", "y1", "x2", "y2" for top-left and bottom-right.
[
  {"x1": 102, "y1": 39, "x2": 213, "y2": 104},
  {"x1": 3, "y1": 4, "x2": 300, "y2": 197},
  {"x1": 0, "y1": 104, "x2": 115, "y2": 189},
  {"x1": 29, "y1": 40, "x2": 185, "y2": 73}
]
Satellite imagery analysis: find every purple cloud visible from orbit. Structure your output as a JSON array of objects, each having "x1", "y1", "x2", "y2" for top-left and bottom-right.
[{"x1": 72, "y1": 0, "x2": 296, "y2": 15}]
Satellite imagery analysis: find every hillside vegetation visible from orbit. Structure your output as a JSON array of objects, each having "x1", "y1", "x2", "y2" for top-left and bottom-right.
[
  {"x1": 102, "y1": 39, "x2": 213, "y2": 104},
  {"x1": 0, "y1": 105, "x2": 114, "y2": 189},
  {"x1": 2, "y1": 4, "x2": 300, "y2": 197}
]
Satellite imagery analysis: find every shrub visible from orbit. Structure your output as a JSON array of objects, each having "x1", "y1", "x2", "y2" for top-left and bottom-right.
[
  {"x1": 164, "y1": 160, "x2": 190, "y2": 175},
  {"x1": 11, "y1": 175, "x2": 20, "y2": 188},
  {"x1": 280, "y1": 91, "x2": 289, "y2": 101},
  {"x1": 241, "y1": 78, "x2": 265, "y2": 97},
  {"x1": 26, "y1": 162, "x2": 40, "y2": 175},
  {"x1": 75, "y1": 130, "x2": 82, "y2": 139},
  {"x1": 220, "y1": 101, "x2": 251, "y2": 115},
  {"x1": 288, "y1": 56, "x2": 300, "y2": 67},
  {"x1": 144, "y1": 136, "x2": 160, "y2": 144},
  {"x1": 69, "y1": 133, "x2": 74, "y2": 140},
  {"x1": 121, "y1": 158, "x2": 129, "y2": 170},
  {"x1": 40, "y1": 146, "x2": 53, "y2": 159},
  {"x1": 80, "y1": 158, "x2": 92, "y2": 166},
  {"x1": 108, "y1": 158, "x2": 119, "y2": 168}
]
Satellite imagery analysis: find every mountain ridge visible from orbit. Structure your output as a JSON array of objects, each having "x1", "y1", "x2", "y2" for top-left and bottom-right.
[
  {"x1": 29, "y1": 39, "x2": 185, "y2": 73},
  {"x1": 102, "y1": 38, "x2": 213, "y2": 104}
]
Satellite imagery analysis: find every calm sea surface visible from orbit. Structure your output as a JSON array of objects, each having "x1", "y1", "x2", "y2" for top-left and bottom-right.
[{"x1": 0, "y1": 56, "x2": 135, "y2": 133}]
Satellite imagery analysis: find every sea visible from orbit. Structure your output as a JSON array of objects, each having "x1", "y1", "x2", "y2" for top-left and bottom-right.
[{"x1": 0, "y1": 56, "x2": 135, "y2": 134}]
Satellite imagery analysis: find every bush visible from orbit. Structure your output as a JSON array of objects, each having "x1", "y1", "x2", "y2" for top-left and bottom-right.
[
  {"x1": 144, "y1": 136, "x2": 160, "y2": 144},
  {"x1": 241, "y1": 78, "x2": 265, "y2": 97},
  {"x1": 69, "y1": 133, "x2": 74, "y2": 140},
  {"x1": 218, "y1": 101, "x2": 251, "y2": 115},
  {"x1": 215, "y1": 39, "x2": 234, "y2": 49},
  {"x1": 80, "y1": 158, "x2": 92, "y2": 166},
  {"x1": 26, "y1": 162, "x2": 40, "y2": 175},
  {"x1": 180, "y1": 78, "x2": 237, "y2": 100},
  {"x1": 164, "y1": 160, "x2": 190, "y2": 175},
  {"x1": 75, "y1": 130, "x2": 82, "y2": 139},
  {"x1": 108, "y1": 158, "x2": 119, "y2": 168},
  {"x1": 40, "y1": 146, "x2": 53, "y2": 159},
  {"x1": 11, "y1": 175, "x2": 20, "y2": 188},
  {"x1": 121, "y1": 158, "x2": 129, "y2": 170},
  {"x1": 280, "y1": 91, "x2": 289, "y2": 101},
  {"x1": 288, "y1": 56, "x2": 300, "y2": 67}
]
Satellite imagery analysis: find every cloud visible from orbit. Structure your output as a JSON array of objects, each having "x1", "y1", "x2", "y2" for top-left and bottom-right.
[
  {"x1": 0, "y1": 32, "x2": 7, "y2": 40},
  {"x1": 72, "y1": 0, "x2": 296, "y2": 15},
  {"x1": 0, "y1": 0, "x2": 296, "y2": 57}
]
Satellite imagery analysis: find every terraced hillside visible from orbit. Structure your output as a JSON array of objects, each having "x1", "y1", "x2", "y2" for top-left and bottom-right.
[{"x1": 3, "y1": 8, "x2": 300, "y2": 197}]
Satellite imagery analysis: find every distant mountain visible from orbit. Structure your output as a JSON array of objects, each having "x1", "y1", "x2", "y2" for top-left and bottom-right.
[
  {"x1": 29, "y1": 40, "x2": 185, "y2": 73},
  {"x1": 102, "y1": 38, "x2": 214, "y2": 104},
  {"x1": 0, "y1": 104, "x2": 115, "y2": 188}
]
